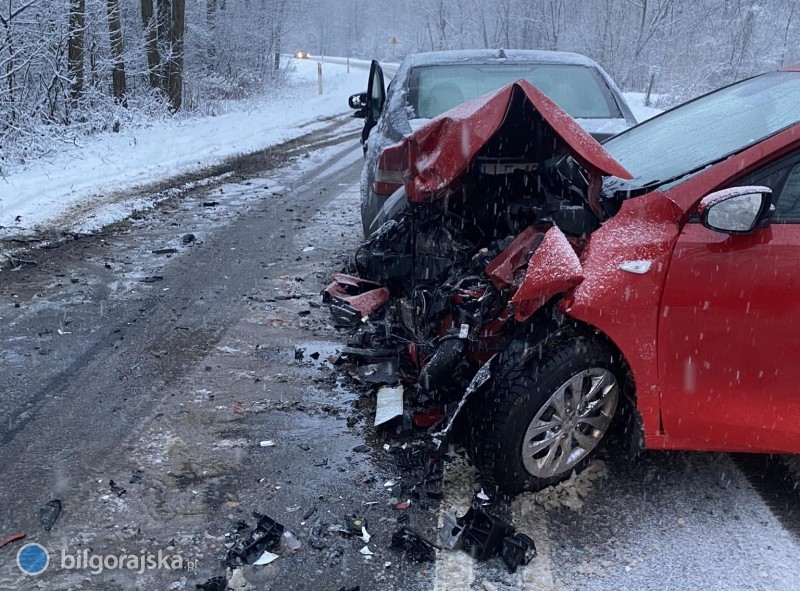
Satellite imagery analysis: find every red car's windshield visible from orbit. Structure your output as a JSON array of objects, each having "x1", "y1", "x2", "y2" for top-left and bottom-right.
[{"x1": 604, "y1": 71, "x2": 800, "y2": 188}]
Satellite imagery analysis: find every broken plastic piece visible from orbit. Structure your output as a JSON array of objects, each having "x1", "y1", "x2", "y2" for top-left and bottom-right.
[
  {"x1": 459, "y1": 505, "x2": 514, "y2": 561},
  {"x1": 253, "y1": 550, "x2": 279, "y2": 566},
  {"x1": 357, "y1": 362, "x2": 399, "y2": 385},
  {"x1": 195, "y1": 575, "x2": 227, "y2": 591},
  {"x1": 375, "y1": 385, "x2": 404, "y2": 426},
  {"x1": 360, "y1": 526, "x2": 371, "y2": 543},
  {"x1": 40, "y1": 500, "x2": 61, "y2": 531},
  {"x1": 109, "y1": 480, "x2": 127, "y2": 497},
  {"x1": 224, "y1": 512, "x2": 285, "y2": 568},
  {"x1": 259, "y1": 440, "x2": 276, "y2": 447},
  {"x1": 440, "y1": 511, "x2": 465, "y2": 550},
  {"x1": 281, "y1": 531, "x2": 302, "y2": 554},
  {"x1": 501, "y1": 533, "x2": 537, "y2": 573},
  {"x1": 391, "y1": 527, "x2": 437, "y2": 563},
  {"x1": 360, "y1": 546, "x2": 374, "y2": 556}
]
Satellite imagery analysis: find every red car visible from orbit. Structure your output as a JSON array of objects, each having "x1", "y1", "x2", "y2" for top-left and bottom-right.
[{"x1": 326, "y1": 66, "x2": 800, "y2": 494}]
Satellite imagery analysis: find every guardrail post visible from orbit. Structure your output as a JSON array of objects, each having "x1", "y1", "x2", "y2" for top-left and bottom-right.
[{"x1": 317, "y1": 61, "x2": 323, "y2": 95}]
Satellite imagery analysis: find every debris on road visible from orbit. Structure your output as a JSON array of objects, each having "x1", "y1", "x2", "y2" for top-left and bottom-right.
[
  {"x1": 253, "y1": 550, "x2": 280, "y2": 565},
  {"x1": 0, "y1": 532, "x2": 25, "y2": 550},
  {"x1": 195, "y1": 575, "x2": 227, "y2": 591},
  {"x1": 258, "y1": 440, "x2": 276, "y2": 447},
  {"x1": 280, "y1": 531, "x2": 302, "y2": 553},
  {"x1": 440, "y1": 492, "x2": 537, "y2": 573},
  {"x1": 224, "y1": 512, "x2": 284, "y2": 568},
  {"x1": 501, "y1": 533, "x2": 537, "y2": 573},
  {"x1": 109, "y1": 480, "x2": 127, "y2": 497},
  {"x1": 374, "y1": 385, "x2": 403, "y2": 426},
  {"x1": 40, "y1": 499, "x2": 62, "y2": 531},
  {"x1": 182, "y1": 233, "x2": 196, "y2": 244},
  {"x1": 152, "y1": 248, "x2": 178, "y2": 255},
  {"x1": 390, "y1": 527, "x2": 437, "y2": 563}
]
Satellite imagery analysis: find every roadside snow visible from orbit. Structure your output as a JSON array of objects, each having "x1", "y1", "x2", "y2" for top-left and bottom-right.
[
  {"x1": 623, "y1": 92, "x2": 664, "y2": 122},
  {"x1": 0, "y1": 58, "x2": 368, "y2": 237}
]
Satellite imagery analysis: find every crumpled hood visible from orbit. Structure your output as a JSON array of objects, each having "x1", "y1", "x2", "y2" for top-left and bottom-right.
[{"x1": 383, "y1": 80, "x2": 632, "y2": 203}]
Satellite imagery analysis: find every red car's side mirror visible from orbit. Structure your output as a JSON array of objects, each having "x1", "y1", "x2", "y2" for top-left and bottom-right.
[{"x1": 698, "y1": 186, "x2": 773, "y2": 234}]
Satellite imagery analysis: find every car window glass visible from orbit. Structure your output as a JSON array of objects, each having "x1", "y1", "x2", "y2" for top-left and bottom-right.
[
  {"x1": 407, "y1": 64, "x2": 620, "y2": 120},
  {"x1": 775, "y1": 163, "x2": 800, "y2": 221},
  {"x1": 603, "y1": 72, "x2": 800, "y2": 189}
]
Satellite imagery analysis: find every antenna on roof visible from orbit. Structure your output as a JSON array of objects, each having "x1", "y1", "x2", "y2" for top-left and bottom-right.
[{"x1": 498, "y1": 48, "x2": 507, "y2": 59}]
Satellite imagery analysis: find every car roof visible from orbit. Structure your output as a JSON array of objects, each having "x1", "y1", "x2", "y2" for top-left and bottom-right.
[{"x1": 406, "y1": 49, "x2": 602, "y2": 69}]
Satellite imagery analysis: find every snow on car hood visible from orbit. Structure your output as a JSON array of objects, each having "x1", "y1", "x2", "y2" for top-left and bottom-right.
[{"x1": 383, "y1": 80, "x2": 633, "y2": 203}]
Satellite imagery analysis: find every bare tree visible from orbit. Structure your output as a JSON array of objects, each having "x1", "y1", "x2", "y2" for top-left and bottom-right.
[
  {"x1": 168, "y1": 0, "x2": 185, "y2": 110},
  {"x1": 68, "y1": 0, "x2": 85, "y2": 102},
  {"x1": 141, "y1": 0, "x2": 161, "y2": 89},
  {"x1": 106, "y1": 0, "x2": 126, "y2": 106}
]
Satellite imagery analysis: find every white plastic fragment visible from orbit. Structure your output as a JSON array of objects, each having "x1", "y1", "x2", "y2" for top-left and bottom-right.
[
  {"x1": 459, "y1": 323, "x2": 469, "y2": 339},
  {"x1": 375, "y1": 385, "x2": 404, "y2": 426},
  {"x1": 360, "y1": 546, "x2": 374, "y2": 556},
  {"x1": 384, "y1": 479, "x2": 399, "y2": 487},
  {"x1": 253, "y1": 551, "x2": 279, "y2": 566},
  {"x1": 477, "y1": 488, "x2": 490, "y2": 501},
  {"x1": 360, "y1": 526, "x2": 371, "y2": 543},
  {"x1": 259, "y1": 440, "x2": 276, "y2": 447}
]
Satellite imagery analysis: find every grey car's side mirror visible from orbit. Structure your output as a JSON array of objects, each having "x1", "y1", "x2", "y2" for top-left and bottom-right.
[
  {"x1": 699, "y1": 186, "x2": 773, "y2": 234},
  {"x1": 349, "y1": 92, "x2": 368, "y2": 118}
]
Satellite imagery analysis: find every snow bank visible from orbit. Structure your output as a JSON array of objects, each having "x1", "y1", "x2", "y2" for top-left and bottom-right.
[
  {"x1": 623, "y1": 92, "x2": 664, "y2": 122},
  {"x1": 0, "y1": 58, "x2": 369, "y2": 237}
]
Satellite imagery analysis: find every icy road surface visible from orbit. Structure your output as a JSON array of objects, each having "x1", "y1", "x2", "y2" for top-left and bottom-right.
[{"x1": 1, "y1": 118, "x2": 797, "y2": 591}]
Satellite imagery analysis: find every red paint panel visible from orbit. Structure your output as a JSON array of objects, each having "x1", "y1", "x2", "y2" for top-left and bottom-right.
[
  {"x1": 658, "y1": 223, "x2": 800, "y2": 453},
  {"x1": 485, "y1": 226, "x2": 545, "y2": 290},
  {"x1": 511, "y1": 226, "x2": 584, "y2": 321},
  {"x1": 387, "y1": 80, "x2": 631, "y2": 203},
  {"x1": 563, "y1": 193, "x2": 683, "y2": 440},
  {"x1": 324, "y1": 274, "x2": 389, "y2": 317}
]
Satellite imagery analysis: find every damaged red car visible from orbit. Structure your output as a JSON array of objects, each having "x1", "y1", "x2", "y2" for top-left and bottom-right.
[{"x1": 325, "y1": 67, "x2": 800, "y2": 494}]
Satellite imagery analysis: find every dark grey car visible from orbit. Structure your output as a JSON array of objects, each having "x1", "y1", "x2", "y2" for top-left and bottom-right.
[{"x1": 349, "y1": 49, "x2": 637, "y2": 237}]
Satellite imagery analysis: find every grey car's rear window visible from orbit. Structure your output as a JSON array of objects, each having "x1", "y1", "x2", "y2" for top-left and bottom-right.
[{"x1": 407, "y1": 63, "x2": 622, "y2": 120}]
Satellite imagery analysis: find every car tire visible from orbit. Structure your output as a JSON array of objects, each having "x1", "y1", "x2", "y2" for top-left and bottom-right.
[{"x1": 469, "y1": 334, "x2": 621, "y2": 495}]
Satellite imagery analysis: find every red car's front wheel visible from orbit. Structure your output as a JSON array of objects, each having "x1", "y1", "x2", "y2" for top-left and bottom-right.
[{"x1": 470, "y1": 335, "x2": 622, "y2": 494}]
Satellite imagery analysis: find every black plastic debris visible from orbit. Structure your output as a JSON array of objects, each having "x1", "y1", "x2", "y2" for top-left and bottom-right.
[
  {"x1": 140, "y1": 275, "x2": 164, "y2": 283},
  {"x1": 337, "y1": 587, "x2": 360, "y2": 591},
  {"x1": 339, "y1": 516, "x2": 368, "y2": 538},
  {"x1": 196, "y1": 575, "x2": 227, "y2": 591},
  {"x1": 202, "y1": 201, "x2": 219, "y2": 207},
  {"x1": 182, "y1": 233, "x2": 196, "y2": 244},
  {"x1": 40, "y1": 499, "x2": 62, "y2": 531},
  {"x1": 356, "y1": 362, "x2": 398, "y2": 386},
  {"x1": 339, "y1": 347, "x2": 397, "y2": 363},
  {"x1": 460, "y1": 504, "x2": 514, "y2": 561},
  {"x1": 224, "y1": 512, "x2": 285, "y2": 568},
  {"x1": 109, "y1": 480, "x2": 127, "y2": 497},
  {"x1": 391, "y1": 527, "x2": 437, "y2": 563},
  {"x1": 152, "y1": 248, "x2": 177, "y2": 255},
  {"x1": 129, "y1": 469, "x2": 144, "y2": 484},
  {"x1": 501, "y1": 533, "x2": 537, "y2": 573}
]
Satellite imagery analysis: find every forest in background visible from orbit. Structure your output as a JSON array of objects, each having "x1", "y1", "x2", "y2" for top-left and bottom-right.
[{"x1": 2, "y1": 0, "x2": 798, "y2": 170}]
